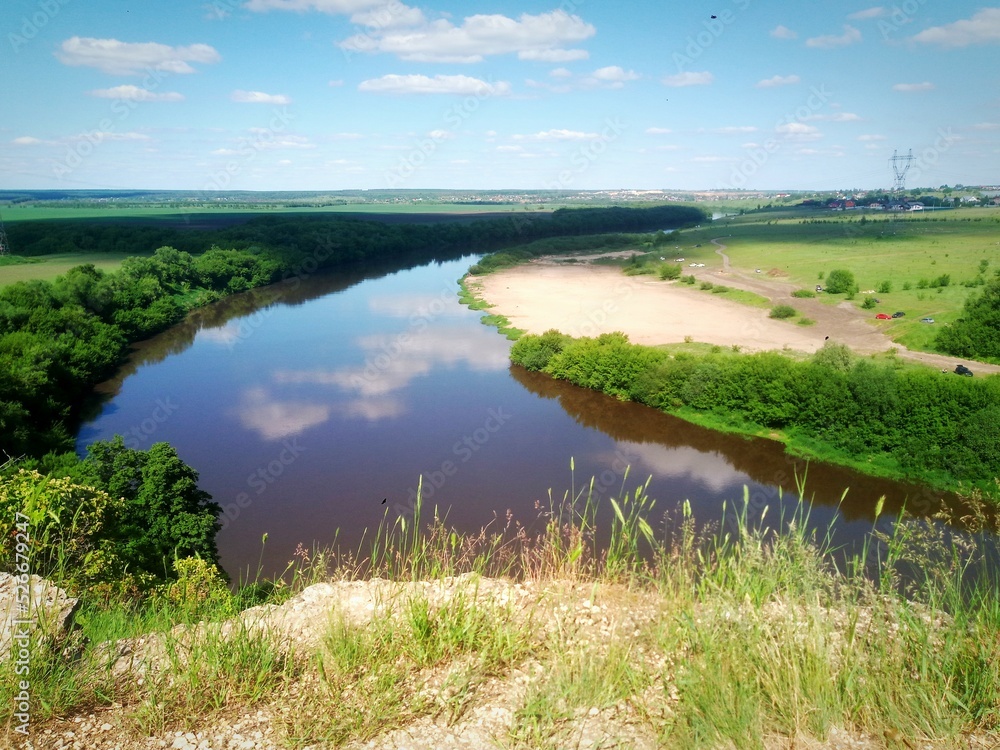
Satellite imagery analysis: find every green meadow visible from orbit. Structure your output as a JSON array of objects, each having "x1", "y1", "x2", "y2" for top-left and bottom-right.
[
  {"x1": 647, "y1": 208, "x2": 1000, "y2": 352},
  {"x1": 0, "y1": 252, "x2": 139, "y2": 287}
]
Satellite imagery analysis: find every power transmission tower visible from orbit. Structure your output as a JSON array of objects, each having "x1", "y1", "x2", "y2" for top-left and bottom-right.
[
  {"x1": 0, "y1": 210, "x2": 10, "y2": 257},
  {"x1": 889, "y1": 149, "x2": 914, "y2": 194}
]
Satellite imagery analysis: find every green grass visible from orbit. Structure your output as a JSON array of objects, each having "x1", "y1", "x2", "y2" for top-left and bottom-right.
[
  {"x1": 458, "y1": 276, "x2": 525, "y2": 339},
  {"x1": 0, "y1": 252, "x2": 139, "y2": 287},
  {"x1": 5, "y1": 471, "x2": 999, "y2": 747}
]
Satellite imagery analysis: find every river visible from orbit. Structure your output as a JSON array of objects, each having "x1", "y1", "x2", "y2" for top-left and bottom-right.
[{"x1": 77, "y1": 255, "x2": 953, "y2": 579}]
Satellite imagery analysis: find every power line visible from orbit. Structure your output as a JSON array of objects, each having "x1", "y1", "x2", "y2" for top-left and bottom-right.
[{"x1": 889, "y1": 149, "x2": 914, "y2": 193}]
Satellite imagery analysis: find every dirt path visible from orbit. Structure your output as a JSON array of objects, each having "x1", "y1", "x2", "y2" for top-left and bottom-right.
[{"x1": 473, "y1": 244, "x2": 1000, "y2": 375}]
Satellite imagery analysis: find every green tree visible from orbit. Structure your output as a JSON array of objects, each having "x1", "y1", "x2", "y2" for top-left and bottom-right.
[
  {"x1": 824, "y1": 269, "x2": 856, "y2": 294},
  {"x1": 936, "y1": 277, "x2": 1000, "y2": 361},
  {"x1": 84, "y1": 437, "x2": 222, "y2": 578}
]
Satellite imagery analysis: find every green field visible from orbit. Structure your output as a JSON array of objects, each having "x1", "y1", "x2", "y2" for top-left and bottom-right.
[
  {"x1": 0, "y1": 252, "x2": 138, "y2": 286},
  {"x1": 1, "y1": 203, "x2": 558, "y2": 223},
  {"x1": 655, "y1": 207, "x2": 1000, "y2": 351}
]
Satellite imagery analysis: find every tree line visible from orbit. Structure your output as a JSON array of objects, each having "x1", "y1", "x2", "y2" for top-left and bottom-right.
[{"x1": 511, "y1": 331, "x2": 1000, "y2": 496}]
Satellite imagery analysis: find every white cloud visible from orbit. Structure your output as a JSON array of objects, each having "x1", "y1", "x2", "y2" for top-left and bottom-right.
[
  {"x1": 12, "y1": 136, "x2": 48, "y2": 146},
  {"x1": 56, "y1": 36, "x2": 220, "y2": 75},
  {"x1": 69, "y1": 131, "x2": 152, "y2": 142},
  {"x1": 913, "y1": 8, "x2": 1000, "y2": 47},
  {"x1": 328, "y1": 79, "x2": 345, "y2": 87},
  {"x1": 691, "y1": 155, "x2": 734, "y2": 163},
  {"x1": 802, "y1": 112, "x2": 861, "y2": 122},
  {"x1": 972, "y1": 122, "x2": 1000, "y2": 131},
  {"x1": 770, "y1": 25, "x2": 797, "y2": 40},
  {"x1": 232, "y1": 90, "x2": 292, "y2": 104},
  {"x1": 776, "y1": 122, "x2": 821, "y2": 141},
  {"x1": 246, "y1": 0, "x2": 425, "y2": 27},
  {"x1": 858, "y1": 134, "x2": 886, "y2": 141},
  {"x1": 662, "y1": 71, "x2": 713, "y2": 87},
  {"x1": 892, "y1": 81, "x2": 934, "y2": 92},
  {"x1": 549, "y1": 67, "x2": 572, "y2": 79},
  {"x1": 582, "y1": 65, "x2": 639, "y2": 88},
  {"x1": 519, "y1": 48, "x2": 589, "y2": 62},
  {"x1": 712, "y1": 126, "x2": 758, "y2": 134},
  {"x1": 645, "y1": 127, "x2": 672, "y2": 135},
  {"x1": 339, "y1": 10, "x2": 595, "y2": 63},
  {"x1": 805, "y1": 25, "x2": 862, "y2": 49},
  {"x1": 358, "y1": 74, "x2": 510, "y2": 95},
  {"x1": 848, "y1": 7, "x2": 887, "y2": 20},
  {"x1": 513, "y1": 129, "x2": 598, "y2": 141},
  {"x1": 755, "y1": 74, "x2": 800, "y2": 88},
  {"x1": 89, "y1": 85, "x2": 184, "y2": 102}
]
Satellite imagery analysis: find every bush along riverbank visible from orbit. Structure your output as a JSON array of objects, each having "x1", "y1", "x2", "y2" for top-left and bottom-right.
[
  {"x1": 511, "y1": 331, "x2": 1000, "y2": 499},
  {"x1": 3, "y1": 471, "x2": 999, "y2": 748}
]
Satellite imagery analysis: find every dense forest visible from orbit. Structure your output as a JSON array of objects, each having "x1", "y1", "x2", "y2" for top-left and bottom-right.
[
  {"x1": 511, "y1": 331, "x2": 1000, "y2": 496},
  {"x1": 0, "y1": 204, "x2": 704, "y2": 584}
]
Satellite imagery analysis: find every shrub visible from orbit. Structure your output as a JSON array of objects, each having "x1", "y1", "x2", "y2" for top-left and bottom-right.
[
  {"x1": 658, "y1": 263, "x2": 682, "y2": 281},
  {"x1": 791, "y1": 289, "x2": 816, "y2": 298},
  {"x1": 699, "y1": 281, "x2": 714, "y2": 291},
  {"x1": 902, "y1": 281, "x2": 912, "y2": 291},
  {"x1": 797, "y1": 317, "x2": 815, "y2": 326},
  {"x1": 769, "y1": 305, "x2": 796, "y2": 319},
  {"x1": 510, "y1": 329, "x2": 570, "y2": 371},
  {"x1": 711, "y1": 285, "x2": 729, "y2": 294},
  {"x1": 681, "y1": 275, "x2": 696, "y2": 285},
  {"x1": 824, "y1": 269, "x2": 856, "y2": 294},
  {"x1": 861, "y1": 297, "x2": 877, "y2": 310},
  {"x1": 877, "y1": 280, "x2": 892, "y2": 294}
]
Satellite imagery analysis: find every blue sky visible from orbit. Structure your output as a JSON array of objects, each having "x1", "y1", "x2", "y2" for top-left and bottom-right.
[{"x1": 1, "y1": 0, "x2": 998, "y2": 191}]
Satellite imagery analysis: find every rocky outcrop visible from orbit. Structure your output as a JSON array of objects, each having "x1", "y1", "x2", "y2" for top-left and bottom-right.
[{"x1": 0, "y1": 573, "x2": 79, "y2": 661}]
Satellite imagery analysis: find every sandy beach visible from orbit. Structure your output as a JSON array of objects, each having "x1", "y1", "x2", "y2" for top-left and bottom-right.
[{"x1": 472, "y1": 244, "x2": 1000, "y2": 374}]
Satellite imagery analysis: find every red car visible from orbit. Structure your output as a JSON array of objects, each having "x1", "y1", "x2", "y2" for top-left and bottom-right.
[{"x1": 875, "y1": 313, "x2": 892, "y2": 320}]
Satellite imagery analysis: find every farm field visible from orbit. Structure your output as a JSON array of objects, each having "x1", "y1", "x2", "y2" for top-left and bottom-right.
[{"x1": 1, "y1": 202, "x2": 557, "y2": 223}]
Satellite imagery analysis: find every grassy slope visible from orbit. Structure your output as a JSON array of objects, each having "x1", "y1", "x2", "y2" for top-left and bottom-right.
[{"x1": 6, "y1": 483, "x2": 999, "y2": 748}]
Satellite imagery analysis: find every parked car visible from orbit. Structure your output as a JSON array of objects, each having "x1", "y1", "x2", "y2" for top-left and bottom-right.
[
  {"x1": 954, "y1": 364, "x2": 973, "y2": 377},
  {"x1": 875, "y1": 313, "x2": 892, "y2": 320},
  {"x1": 921, "y1": 317, "x2": 935, "y2": 323},
  {"x1": 891, "y1": 311, "x2": 905, "y2": 318}
]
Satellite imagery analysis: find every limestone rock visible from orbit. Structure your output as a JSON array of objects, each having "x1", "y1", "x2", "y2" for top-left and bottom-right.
[{"x1": 0, "y1": 573, "x2": 79, "y2": 660}]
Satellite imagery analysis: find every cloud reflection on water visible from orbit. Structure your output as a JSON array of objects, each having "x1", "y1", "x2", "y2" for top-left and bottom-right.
[{"x1": 234, "y1": 302, "x2": 510, "y2": 439}]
